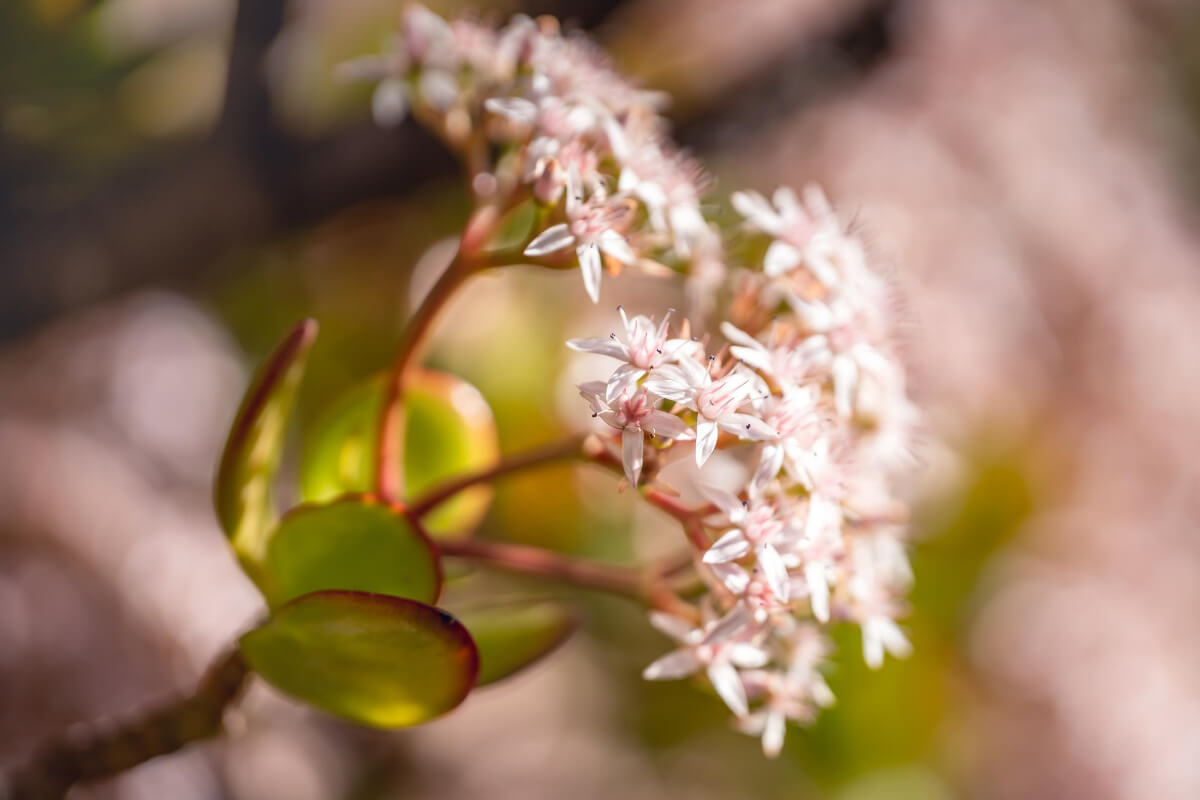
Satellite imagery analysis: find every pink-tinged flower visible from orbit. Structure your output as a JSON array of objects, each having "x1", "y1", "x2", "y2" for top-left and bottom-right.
[
  {"x1": 720, "y1": 322, "x2": 822, "y2": 393},
  {"x1": 699, "y1": 490, "x2": 793, "y2": 603},
  {"x1": 578, "y1": 382, "x2": 686, "y2": 485},
  {"x1": 731, "y1": 185, "x2": 847, "y2": 287},
  {"x1": 642, "y1": 607, "x2": 767, "y2": 717},
  {"x1": 751, "y1": 389, "x2": 822, "y2": 495},
  {"x1": 737, "y1": 625, "x2": 834, "y2": 757},
  {"x1": 643, "y1": 358, "x2": 777, "y2": 467},
  {"x1": 781, "y1": 498, "x2": 844, "y2": 623},
  {"x1": 846, "y1": 542, "x2": 912, "y2": 669},
  {"x1": 567, "y1": 307, "x2": 693, "y2": 402},
  {"x1": 523, "y1": 190, "x2": 637, "y2": 302}
]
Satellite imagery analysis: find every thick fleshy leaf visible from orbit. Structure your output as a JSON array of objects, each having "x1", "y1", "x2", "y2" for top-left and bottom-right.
[
  {"x1": 216, "y1": 320, "x2": 318, "y2": 570},
  {"x1": 263, "y1": 498, "x2": 441, "y2": 608},
  {"x1": 299, "y1": 369, "x2": 499, "y2": 539},
  {"x1": 240, "y1": 590, "x2": 479, "y2": 727},
  {"x1": 453, "y1": 599, "x2": 577, "y2": 686}
]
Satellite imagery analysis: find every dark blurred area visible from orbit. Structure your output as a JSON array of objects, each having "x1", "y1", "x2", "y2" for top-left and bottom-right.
[{"x1": 3, "y1": 0, "x2": 1200, "y2": 798}]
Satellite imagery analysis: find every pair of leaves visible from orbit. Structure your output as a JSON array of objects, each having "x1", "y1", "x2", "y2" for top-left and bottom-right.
[{"x1": 216, "y1": 320, "x2": 575, "y2": 728}]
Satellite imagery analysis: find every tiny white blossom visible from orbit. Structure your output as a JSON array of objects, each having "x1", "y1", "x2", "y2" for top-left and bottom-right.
[{"x1": 578, "y1": 382, "x2": 686, "y2": 485}]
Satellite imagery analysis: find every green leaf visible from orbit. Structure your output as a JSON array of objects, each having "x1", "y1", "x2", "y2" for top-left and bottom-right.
[
  {"x1": 240, "y1": 590, "x2": 479, "y2": 727},
  {"x1": 300, "y1": 369, "x2": 499, "y2": 539},
  {"x1": 454, "y1": 599, "x2": 577, "y2": 686},
  {"x1": 263, "y1": 498, "x2": 441, "y2": 608},
  {"x1": 215, "y1": 320, "x2": 318, "y2": 571}
]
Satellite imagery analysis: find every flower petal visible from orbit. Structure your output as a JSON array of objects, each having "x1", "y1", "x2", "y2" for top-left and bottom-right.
[
  {"x1": 695, "y1": 419, "x2": 719, "y2": 467},
  {"x1": 648, "y1": 611, "x2": 697, "y2": 644},
  {"x1": 703, "y1": 529, "x2": 751, "y2": 564},
  {"x1": 524, "y1": 223, "x2": 575, "y2": 256},
  {"x1": 762, "y1": 710, "x2": 787, "y2": 758},
  {"x1": 805, "y1": 561, "x2": 830, "y2": 623},
  {"x1": 707, "y1": 662, "x2": 748, "y2": 717},
  {"x1": 597, "y1": 228, "x2": 636, "y2": 264},
  {"x1": 643, "y1": 648, "x2": 701, "y2": 680},
  {"x1": 642, "y1": 409, "x2": 688, "y2": 439},
  {"x1": 567, "y1": 337, "x2": 629, "y2": 361},
  {"x1": 718, "y1": 413, "x2": 777, "y2": 441},
  {"x1": 483, "y1": 96, "x2": 539, "y2": 124},
  {"x1": 758, "y1": 544, "x2": 791, "y2": 602},
  {"x1": 577, "y1": 242, "x2": 603, "y2": 303},
  {"x1": 605, "y1": 364, "x2": 646, "y2": 405},
  {"x1": 371, "y1": 78, "x2": 409, "y2": 127},
  {"x1": 728, "y1": 643, "x2": 770, "y2": 669},
  {"x1": 622, "y1": 426, "x2": 644, "y2": 486},
  {"x1": 764, "y1": 240, "x2": 803, "y2": 277}
]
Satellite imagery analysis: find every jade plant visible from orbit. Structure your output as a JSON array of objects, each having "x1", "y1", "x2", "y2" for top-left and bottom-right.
[{"x1": 5, "y1": 7, "x2": 919, "y2": 798}]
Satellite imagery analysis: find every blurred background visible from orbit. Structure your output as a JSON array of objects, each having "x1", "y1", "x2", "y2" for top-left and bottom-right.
[{"x1": 3, "y1": 0, "x2": 1200, "y2": 798}]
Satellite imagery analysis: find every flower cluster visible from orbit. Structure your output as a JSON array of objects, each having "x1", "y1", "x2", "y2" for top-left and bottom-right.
[
  {"x1": 572, "y1": 184, "x2": 917, "y2": 756},
  {"x1": 352, "y1": 6, "x2": 917, "y2": 760},
  {"x1": 343, "y1": 5, "x2": 720, "y2": 303}
]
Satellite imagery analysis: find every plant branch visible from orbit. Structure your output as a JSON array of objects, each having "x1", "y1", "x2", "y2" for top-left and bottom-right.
[
  {"x1": 438, "y1": 538, "x2": 649, "y2": 599},
  {"x1": 4, "y1": 647, "x2": 251, "y2": 800},
  {"x1": 410, "y1": 434, "x2": 588, "y2": 517}
]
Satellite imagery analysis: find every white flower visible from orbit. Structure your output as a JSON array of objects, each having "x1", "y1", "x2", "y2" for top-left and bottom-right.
[
  {"x1": 642, "y1": 607, "x2": 767, "y2": 717},
  {"x1": 731, "y1": 185, "x2": 845, "y2": 287},
  {"x1": 578, "y1": 382, "x2": 687, "y2": 485},
  {"x1": 567, "y1": 307, "x2": 693, "y2": 402},
  {"x1": 737, "y1": 625, "x2": 834, "y2": 757},
  {"x1": 699, "y1": 492, "x2": 793, "y2": 603},
  {"x1": 523, "y1": 190, "x2": 637, "y2": 302},
  {"x1": 643, "y1": 358, "x2": 776, "y2": 467}
]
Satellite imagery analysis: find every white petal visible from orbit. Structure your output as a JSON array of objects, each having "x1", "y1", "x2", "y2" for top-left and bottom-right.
[
  {"x1": 729, "y1": 345, "x2": 773, "y2": 374},
  {"x1": 753, "y1": 444, "x2": 785, "y2": 496},
  {"x1": 805, "y1": 561, "x2": 830, "y2": 623},
  {"x1": 772, "y1": 186, "x2": 801, "y2": 220},
  {"x1": 703, "y1": 529, "x2": 751, "y2": 564},
  {"x1": 695, "y1": 419, "x2": 719, "y2": 467},
  {"x1": 418, "y1": 69, "x2": 458, "y2": 110},
  {"x1": 648, "y1": 611, "x2": 697, "y2": 644},
  {"x1": 707, "y1": 662, "x2": 748, "y2": 717},
  {"x1": 642, "y1": 365, "x2": 695, "y2": 403},
  {"x1": 764, "y1": 240, "x2": 803, "y2": 277},
  {"x1": 706, "y1": 604, "x2": 754, "y2": 644},
  {"x1": 524, "y1": 223, "x2": 575, "y2": 256},
  {"x1": 731, "y1": 190, "x2": 783, "y2": 235},
  {"x1": 709, "y1": 561, "x2": 750, "y2": 595},
  {"x1": 622, "y1": 426, "x2": 644, "y2": 486},
  {"x1": 757, "y1": 544, "x2": 791, "y2": 602},
  {"x1": 566, "y1": 337, "x2": 629, "y2": 360},
  {"x1": 577, "y1": 243, "x2": 603, "y2": 303},
  {"x1": 642, "y1": 410, "x2": 688, "y2": 439},
  {"x1": 697, "y1": 485, "x2": 745, "y2": 520},
  {"x1": 762, "y1": 710, "x2": 787, "y2": 758},
  {"x1": 597, "y1": 228, "x2": 636, "y2": 264},
  {"x1": 832, "y1": 354, "x2": 858, "y2": 418},
  {"x1": 718, "y1": 413, "x2": 777, "y2": 441},
  {"x1": 371, "y1": 78, "x2": 409, "y2": 127},
  {"x1": 483, "y1": 96, "x2": 539, "y2": 124},
  {"x1": 728, "y1": 643, "x2": 770, "y2": 669},
  {"x1": 644, "y1": 649, "x2": 702, "y2": 680},
  {"x1": 605, "y1": 364, "x2": 645, "y2": 404}
]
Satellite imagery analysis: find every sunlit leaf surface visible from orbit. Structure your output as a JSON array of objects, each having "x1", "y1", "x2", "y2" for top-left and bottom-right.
[
  {"x1": 240, "y1": 590, "x2": 479, "y2": 727},
  {"x1": 215, "y1": 319, "x2": 318, "y2": 575},
  {"x1": 454, "y1": 598, "x2": 577, "y2": 686},
  {"x1": 263, "y1": 497, "x2": 441, "y2": 607},
  {"x1": 300, "y1": 369, "x2": 498, "y2": 538}
]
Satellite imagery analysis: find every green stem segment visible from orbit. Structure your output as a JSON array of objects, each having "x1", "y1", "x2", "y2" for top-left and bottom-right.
[{"x1": 5, "y1": 648, "x2": 250, "y2": 800}]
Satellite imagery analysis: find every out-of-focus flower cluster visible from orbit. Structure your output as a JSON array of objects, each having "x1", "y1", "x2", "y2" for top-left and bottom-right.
[
  {"x1": 351, "y1": 6, "x2": 917, "y2": 758},
  {"x1": 342, "y1": 5, "x2": 721, "y2": 304}
]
